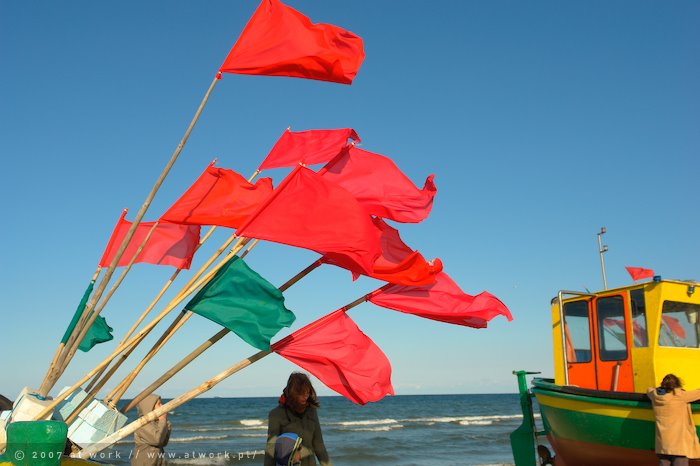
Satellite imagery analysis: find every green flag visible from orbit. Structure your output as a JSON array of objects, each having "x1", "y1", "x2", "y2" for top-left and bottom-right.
[
  {"x1": 60, "y1": 280, "x2": 114, "y2": 352},
  {"x1": 78, "y1": 315, "x2": 114, "y2": 352},
  {"x1": 185, "y1": 256, "x2": 295, "y2": 350}
]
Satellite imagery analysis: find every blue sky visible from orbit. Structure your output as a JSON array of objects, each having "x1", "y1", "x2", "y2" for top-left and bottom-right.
[{"x1": 1, "y1": 1, "x2": 698, "y2": 401}]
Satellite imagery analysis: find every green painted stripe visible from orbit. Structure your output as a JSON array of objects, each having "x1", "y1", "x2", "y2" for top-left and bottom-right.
[{"x1": 539, "y1": 403, "x2": 656, "y2": 450}]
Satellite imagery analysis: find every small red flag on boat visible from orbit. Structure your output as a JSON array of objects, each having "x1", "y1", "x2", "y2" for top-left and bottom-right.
[
  {"x1": 160, "y1": 163, "x2": 273, "y2": 229},
  {"x1": 321, "y1": 217, "x2": 442, "y2": 286},
  {"x1": 368, "y1": 272, "x2": 512, "y2": 328},
  {"x1": 258, "y1": 128, "x2": 360, "y2": 171},
  {"x1": 220, "y1": 0, "x2": 365, "y2": 84},
  {"x1": 625, "y1": 266, "x2": 655, "y2": 281},
  {"x1": 272, "y1": 309, "x2": 394, "y2": 405},
  {"x1": 321, "y1": 146, "x2": 437, "y2": 223},
  {"x1": 236, "y1": 165, "x2": 381, "y2": 275},
  {"x1": 99, "y1": 211, "x2": 200, "y2": 269}
]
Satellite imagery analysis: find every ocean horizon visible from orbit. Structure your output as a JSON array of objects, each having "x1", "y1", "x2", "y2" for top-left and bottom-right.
[{"x1": 96, "y1": 393, "x2": 523, "y2": 465}]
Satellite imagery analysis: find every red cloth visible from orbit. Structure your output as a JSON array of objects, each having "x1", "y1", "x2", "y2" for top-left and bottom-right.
[
  {"x1": 236, "y1": 166, "x2": 381, "y2": 274},
  {"x1": 220, "y1": 0, "x2": 364, "y2": 84},
  {"x1": 258, "y1": 128, "x2": 360, "y2": 171},
  {"x1": 321, "y1": 146, "x2": 437, "y2": 223},
  {"x1": 99, "y1": 211, "x2": 200, "y2": 269},
  {"x1": 160, "y1": 164, "x2": 273, "y2": 229},
  {"x1": 322, "y1": 217, "x2": 442, "y2": 286},
  {"x1": 369, "y1": 272, "x2": 512, "y2": 328},
  {"x1": 625, "y1": 266, "x2": 655, "y2": 281},
  {"x1": 272, "y1": 309, "x2": 394, "y2": 405}
]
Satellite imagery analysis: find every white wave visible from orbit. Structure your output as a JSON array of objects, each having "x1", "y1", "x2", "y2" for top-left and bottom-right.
[
  {"x1": 240, "y1": 419, "x2": 264, "y2": 426},
  {"x1": 344, "y1": 424, "x2": 404, "y2": 432},
  {"x1": 187, "y1": 424, "x2": 267, "y2": 432},
  {"x1": 169, "y1": 434, "x2": 229, "y2": 442},
  {"x1": 335, "y1": 418, "x2": 399, "y2": 426},
  {"x1": 409, "y1": 414, "x2": 524, "y2": 424},
  {"x1": 459, "y1": 420, "x2": 493, "y2": 426}
]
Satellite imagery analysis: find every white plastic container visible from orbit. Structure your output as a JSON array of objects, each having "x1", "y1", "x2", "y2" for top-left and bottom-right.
[
  {"x1": 67, "y1": 399, "x2": 127, "y2": 449},
  {"x1": 10, "y1": 387, "x2": 53, "y2": 422}
]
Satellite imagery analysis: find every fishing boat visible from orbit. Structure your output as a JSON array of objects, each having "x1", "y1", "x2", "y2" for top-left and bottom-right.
[{"x1": 511, "y1": 233, "x2": 700, "y2": 465}]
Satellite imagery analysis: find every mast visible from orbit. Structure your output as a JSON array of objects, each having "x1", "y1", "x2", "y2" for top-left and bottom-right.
[{"x1": 597, "y1": 227, "x2": 608, "y2": 290}]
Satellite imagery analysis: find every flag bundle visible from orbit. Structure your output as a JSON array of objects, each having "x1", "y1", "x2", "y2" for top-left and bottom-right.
[{"x1": 52, "y1": 0, "x2": 513, "y2": 423}]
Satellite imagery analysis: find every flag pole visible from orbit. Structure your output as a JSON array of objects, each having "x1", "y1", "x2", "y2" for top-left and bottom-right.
[
  {"x1": 84, "y1": 226, "x2": 217, "y2": 393},
  {"x1": 48, "y1": 222, "x2": 160, "y2": 390},
  {"x1": 33, "y1": 237, "x2": 250, "y2": 421},
  {"x1": 76, "y1": 349, "x2": 271, "y2": 459},
  {"x1": 121, "y1": 273, "x2": 375, "y2": 412},
  {"x1": 82, "y1": 292, "x2": 379, "y2": 456},
  {"x1": 40, "y1": 75, "x2": 220, "y2": 397},
  {"x1": 106, "y1": 236, "x2": 262, "y2": 406}
]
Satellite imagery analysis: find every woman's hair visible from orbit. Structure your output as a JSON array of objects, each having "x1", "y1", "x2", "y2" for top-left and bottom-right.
[
  {"x1": 660, "y1": 373, "x2": 683, "y2": 391},
  {"x1": 283, "y1": 372, "x2": 319, "y2": 410}
]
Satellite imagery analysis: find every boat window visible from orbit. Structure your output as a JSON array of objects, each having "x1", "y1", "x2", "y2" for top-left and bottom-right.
[
  {"x1": 564, "y1": 300, "x2": 592, "y2": 363},
  {"x1": 597, "y1": 296, "x2": 628, "y2": 361},
  {"x1": 630, "y1": 289, "x2": 648, "y2": 347},
  {"x1": 658, "y1": 301, "x2": 700, "y2": 348}
]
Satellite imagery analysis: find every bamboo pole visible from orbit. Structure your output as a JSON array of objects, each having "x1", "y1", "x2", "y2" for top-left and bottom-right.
[
  {"x1": 39, "y1": 75, "x2": 220, "y2": 397},
  {"x1": 41, "y1": 267, "x2": 102, "y2": 393},
  {"x1": 122, "y1": 327, "x2": 231, "y2": 413},
  {"x1": 107, "y1": 236, "x2": 259, "y2": 404},
  {"x1": 48, "y1": 222, "x2": 160, "y2": 391},
  {"x1": 33, "y1": 237, "x2": 250, "y2": 421},
  {"x1": 79, "y1": 290, "x2": 381, "y2": 457},
  {"x1": 107, "y1": 311, "x2": 193, "y2": 405},
  {"x1": 76, "y1": 349, "x2": 270, "y2": 459},
  {"x1": 85, "y1": 226, "x2": 217, "y2": 393},
  {"x1": 120, "y1": 259, "x2": 326, "y2": 412}
]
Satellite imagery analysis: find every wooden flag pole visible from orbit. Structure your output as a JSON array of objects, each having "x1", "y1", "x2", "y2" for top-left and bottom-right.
[
  {"x1": 76, "y1": 349, "x2": 271, "y2": 459},
  {"x1": 41, "y1": 266, "x2": 102, "y2": 393},
  {"x1": 107, "y1": 236, "x2": 261, "y2": 405},
  {"x1": 106, "y1": 311, "x2": 193, "y2": 405},
  {"x1": 40, "y1": 75, "x2": 220, "y2": 397},
  {"x1": 33, "y1": 237, "x2": 250, "y2": 421},
  {"x1": 47, "y1": 222, "x2": 160, "y2": 391},
  {"x1": 79, "y1": 291, "x2": 379, "y2": 457},
  {"x1": 120, "y1": 258, "x2": 326, "y2": 412},
  {"x1": 84, "y1": 226, "x2": 217, "y2": 393}
]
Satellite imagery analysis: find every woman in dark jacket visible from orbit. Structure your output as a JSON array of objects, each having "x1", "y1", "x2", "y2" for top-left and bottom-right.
[{"x1": 264, "y1": 373, "x2": 331, "y2": 466}]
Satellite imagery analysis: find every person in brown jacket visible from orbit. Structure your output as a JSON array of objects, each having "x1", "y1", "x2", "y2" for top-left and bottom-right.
[
  {"x1": 132, "y1": 394, "x2": 171, "y2": 466},
  {"x1": 648, "y1": 374, "x2": 700, "y2": 466}
]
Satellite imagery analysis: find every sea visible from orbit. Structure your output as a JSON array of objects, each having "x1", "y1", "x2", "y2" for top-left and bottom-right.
[{"x1": 98, "y1": 394, "x2": 524, "y2": 466}]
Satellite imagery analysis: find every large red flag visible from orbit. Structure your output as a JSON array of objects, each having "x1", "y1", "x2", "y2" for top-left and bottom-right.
[
  {"x1": 236, "y1": 165, "x2": 381, "y2": 274},
  {"x1": 220, "y1": 0, "x2": 365, "y2": 84},
  {"x1": 322, "y1": 217, "x2": 442, "y2": 286},
  {"x1": 321, "y1": 146, "x2": 437, "y2": 223},
  {"x1": 99, "y1": 211, "x2": 200, "y2": 269},
  {"x1": 272, "y1": 309, "x2": 394, "y2": 405},
  {"x1": 258, "y1": 128, "x2": 360, "y2": 171},
  {"x1": 368, "y1": 272, "x2": 512, "y2": 328},
  {"x1": 625, "y1": 266, "x2": 655, "y2": 281},
  {"x1": 160, "y1": 164, "x2": 273, "y2": 229}
]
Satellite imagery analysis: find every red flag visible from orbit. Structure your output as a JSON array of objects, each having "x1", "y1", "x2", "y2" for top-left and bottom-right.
[
  {"x1": 236, "y1": 166, "x2": 381, "y2": 274},
  {"x1": 272, "y1": 309, "x2": 394, "y2": 405},
  {"x1": 160, "y1": 164, "x2": 273, "y2": 229},
  {"x1": 368, "y1": 272, "x2": 513, "y2": 328},
  {"x1": 321, "y1": 146, "x2": 437, "y2": 223},
  {"x1": 220, "y1": 0, "x2": 365, "y2": 84},
  {"x1": 258, "y1": 128, "x2": 360, "y2": 171},
  {"x1": 625, "y1": 266, "x2": 655, "y2": 281},
  {"x1": 99, "y1": 211, "x2": 200, "y2": 269},
  {"x1": 662, "y1": 315, "x2": 686, "y2": 339},
  {"x1": 322, "y1": 217, "x2": 443, "y2": 286}
]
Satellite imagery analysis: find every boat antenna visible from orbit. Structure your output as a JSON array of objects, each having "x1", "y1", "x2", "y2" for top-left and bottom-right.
[{"x1": 597, "y1": 227, "x2": 608, "y2": 289}]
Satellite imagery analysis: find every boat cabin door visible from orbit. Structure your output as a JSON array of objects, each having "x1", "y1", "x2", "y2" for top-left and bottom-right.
[{"x1": 563, "y1": 294, "x2": 634, "y2": 391}]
